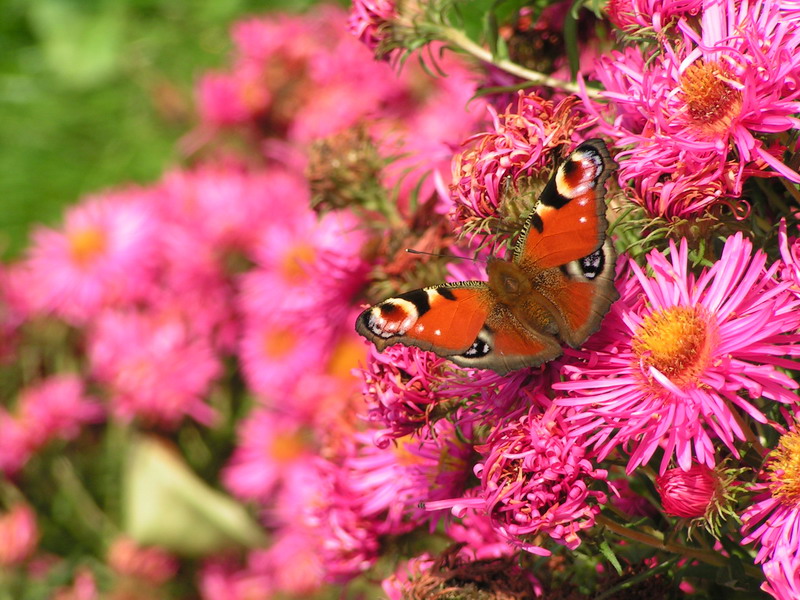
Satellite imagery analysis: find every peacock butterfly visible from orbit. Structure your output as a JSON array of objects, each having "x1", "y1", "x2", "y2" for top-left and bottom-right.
[{"x1": 355, "y1": 139, "x2": 619, "y2": 375}]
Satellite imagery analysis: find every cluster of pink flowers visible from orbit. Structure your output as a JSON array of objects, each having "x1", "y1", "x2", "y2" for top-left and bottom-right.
[
  {"x1": 4, "y1": 0, "x2": 800, "y2": 598},
  {"x1": 586, "y1": 0, "x2": 800, "y2": 219}
]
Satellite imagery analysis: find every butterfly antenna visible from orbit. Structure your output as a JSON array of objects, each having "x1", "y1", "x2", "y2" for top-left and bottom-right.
[{"x1": 405, "y1": 248, "x2": 485, "y2": 263}]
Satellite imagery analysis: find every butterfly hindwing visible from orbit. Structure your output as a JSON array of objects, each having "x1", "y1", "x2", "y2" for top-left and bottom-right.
[
  {"x1": 355, "y1": 283, "x2": 562, "y2": 374},
  {"x1": 514, "y1": 139, "x2": 615, "y2": 270}
]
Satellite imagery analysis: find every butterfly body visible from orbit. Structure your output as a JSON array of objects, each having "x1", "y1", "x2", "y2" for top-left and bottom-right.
[{"x1": 356, "y1": 139, "x2": 618, "y2": 375}]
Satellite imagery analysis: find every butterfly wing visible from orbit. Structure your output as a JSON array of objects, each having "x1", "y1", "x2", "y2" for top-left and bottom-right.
[
  {"x1": 510, "y1": 139, "x2": 619, "y2": 348},
  {"x1": 514, "y1": 138, "x2": 615, "y2": 269},
  {"x1": 355, "y1": 283, "x2": 562, "y2": 374}
]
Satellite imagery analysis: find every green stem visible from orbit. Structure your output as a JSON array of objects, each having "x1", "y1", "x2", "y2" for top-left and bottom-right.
[
  {"x1": 440, "y1": 26, "x2": 600, "y2": 99},
  {"x1": 596, "y1": 514, "x2": 763, "y2": 578}
]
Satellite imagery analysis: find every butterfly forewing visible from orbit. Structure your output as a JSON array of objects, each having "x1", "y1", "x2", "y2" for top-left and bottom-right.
[
  {"x1": 355, "y1": 283, "x2": 490, "y2": 355},
  {"x1": 514, "y1": 139, "x2": 615, "y2": 270}
]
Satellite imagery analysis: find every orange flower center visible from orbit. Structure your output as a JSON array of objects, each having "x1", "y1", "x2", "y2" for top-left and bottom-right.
[
  {"x1": 68, "y1": 227, "x2": 107, "y2": 267},
  {"x1": 680, "y1": 60, "x2": 743, "y2": 136},
  {"x1": 632, "y1": 306, "x2": 713, "y2": 388},
  {"x1": 268, "y1": 432, "x2": 306, "y2": 463},
  {"x1": 281, "y1": 243, "x2": 316, "y2": 283},
  {"x1": 263, "y1": 328, "x2": 297, "y2": 359},
  {"x1": 768, "y1": 431, "x2": 800, "y2": 506},
  {"x1": 326, "y1": 336, "x2": 366, "y2": 379}
]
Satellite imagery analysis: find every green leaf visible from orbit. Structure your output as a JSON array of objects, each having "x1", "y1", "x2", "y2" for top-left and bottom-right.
[
  {"x1": 123, "y1": 435, "x2": 267, "y2": 557},
  {"x1": 598, "y1": 539, "x2": 623, "y2": 575}
]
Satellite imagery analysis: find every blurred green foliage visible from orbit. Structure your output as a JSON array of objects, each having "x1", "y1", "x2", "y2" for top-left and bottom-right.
[{"x1": 0, "y1": 0, "x2": 323, "y2": 260}]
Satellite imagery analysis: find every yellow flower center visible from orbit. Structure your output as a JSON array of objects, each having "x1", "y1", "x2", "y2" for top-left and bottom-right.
[
  {"x1": 68, "y1": 227, "x2": 107, "y2": 267},
  {"x1": 268, "y1": 432, "x2": 305, "y2": 463},
  {"x1": 680, "y1": 60, "x2": 743, "y2": 136},
  {"x1": 632, "y1": 306, "x2": 713, "y2": 388},
  {"x1": 768, "y1": 431, "x2": 800, "y2": 506},
  {"x1": 263, "y1": 328, "x2": 297, "y2": 359},
  {"x1": 281, "y1": 243, "x2": 316, "y2": 283}
]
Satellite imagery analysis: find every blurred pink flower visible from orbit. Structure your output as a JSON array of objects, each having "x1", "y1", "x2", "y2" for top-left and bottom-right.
[
  {"x1": 342, "y1": 420, "x2": 475, "y2": 534},
  {"x1": 557, "y1": 234, "x2": 800, "y2": 473},
  {"x1": 17, "y1": 375, "x2": 104, "y2": 449},
  {"x1": 0, "y1": 411, "x2": 29, "y2": 475},
  {"x1": 199, "y1": 559, "x2": 273, "y2": 600},
  {"x1": 250, "y1": 530, "x2": 325, "y2": 596},
  {"x1": 107, "y1": 537, "x2": 179, "y2": 585},
  {"x1": 20, "y1": 190, "x2": 162, "y2": 324},
  {"x1": 223, "y1": 409, "x2": 314, "y2": 504},
  {"x1": 0, "y1": 504, "x2": 38, "y2": 566},
  {"x1": 348, "y1": 0, "x2": 399, "y2": 59},
  {"x1": 88, "y1": 308, "x2": 221, "y2": 427},
  {"x1": 156, "y1": 165, "x2": 291, "y2": 257}
]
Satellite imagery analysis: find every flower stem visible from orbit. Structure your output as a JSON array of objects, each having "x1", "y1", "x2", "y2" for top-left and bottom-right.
[
  {"x1": 596, "y1": 514, "x2": 762, "y2": 577},
  {"x1": 439, "y1": 26, "x2": 600, "y2": 99}
]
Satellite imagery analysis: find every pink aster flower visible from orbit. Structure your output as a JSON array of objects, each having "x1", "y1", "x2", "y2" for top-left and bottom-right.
[
  {"x1": 556, "y1": 234, "x2": 800, "y2": 473},
  {"x1": 197, "y1": 67, "x2": 270, "y2": 128},
  {"x1": 341, "y1": 419, "x2": 475, "y2": 534},
  {"x1": 605, "y1": 0, "x2": 702, "y2": 33},
  {"x1": 0, "y1": 411, "x2": 29, "y2": 475},
  {"x1": 198, "y1": 558, "x2": 273, "y2": 600},
  {"x1": 358, "y1": 345, "x2": 455, "y2": 444},
  {"x1": 739, "y1": 424, "x2": 800, "y2": 599},
  {"x1": 348, "y1": 0, "x2": 399, "y2": 59},
  {"x1": 427, "y1": 403, "x2": 613, "y2": 555},
  {"x1": 107, "y1": 537, "x2": 178, "y2": 585},
  {"x1": 586, "y1": 0, "x2": 800, "y2": 217},
  {"x1": 0, "y1": 504, "x2": 38, "y2": 566},
  {"x1": 20, "y1": 189, "x2": 162, "y2": 324},
  {"x1": 16, "y1": 375, "x2": 104, "y2": 449},
  {"x1": 249, "y1": 530, "x2": 325, "y2": 596},
  {"x1": 445, "y1": 509, "x2": 517, "y2": 560},
  {"x1": 88, "y1": 308, "x2": 221, "y2": 427},
  {"x1": 450, "y1": 92, "x2": 593, "y2": 236},
  {"x1": 156, "y1": 165, "x2": 289, "y2": 257},
  {"x1": 238, "y1": 307, "x2": 332, "y2": 402},
  {"x1": 222, "y1": 409, "x2": 315, "y2": 504}
]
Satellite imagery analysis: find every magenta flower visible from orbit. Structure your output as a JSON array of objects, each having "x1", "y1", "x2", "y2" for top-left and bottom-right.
[
  {"x1": 20, "y1": 190, "x2": 162, "y2": 325},
  {"x1": 16, "y1": 375, "x2": 104, "y2": 449},
  {"x1": 428, "y1": 404, "x2": 613, "y2": 555},
  {"x1": 450, "y1": 92, "x2": 592, "y2": 236},
  {"x1": 107, "y1": 537, "x2": 178, "y2": 585},
  {"x1": 605, "y1": 0, "x2": 702, "y2": 33},
  {"x1": 0, "y1": 411, "x2": 28, "y2": 475},
  {"x1": 587, "y1": 0, "x2": 800, "y2": 217},
  {"x1": 348, "y1": 0, "x2": 398, "y2": 59},
  {"x1": 88, "y1": 308, "x2": 221, "y2": 427},
  {"x1": 556, "y1": 234, "x2": 800, "y2": 473},
  {"x1": 0, "y1": 505, "x2": 38, "y2": 567},
  {"x1": 222, "y1": 409, "x2": 314, "y2": 504},
  {"x1": 741, "y1": 427, "x2": 800, "y2": 599},
  {"x1": 358, "y1": 345, "x2": 454, "y2": 444},
  {"x1": 340, "y1": 420, "x2": 475, "y2": 534}
]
